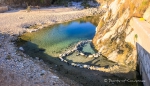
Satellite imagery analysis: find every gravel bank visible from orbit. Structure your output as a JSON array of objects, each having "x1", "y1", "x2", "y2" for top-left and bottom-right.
[{"x1": 0, "y1": 7, "x2": 103, "y2": 86}]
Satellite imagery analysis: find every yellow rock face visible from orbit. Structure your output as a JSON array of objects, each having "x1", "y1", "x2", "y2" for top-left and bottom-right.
[{"x1": 92, "y1": 0, "x2": 150, "y2": 70}]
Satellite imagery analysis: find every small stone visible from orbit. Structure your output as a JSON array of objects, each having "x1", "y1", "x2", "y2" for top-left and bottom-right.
[
  {"x1": 76, "y1": 53, "x2": 80, "y2": 56},
  {"x1": 83, "y1": 65, "x2": 88, "y2": 68},
  {"x1": 76, "y1": 64, "x2": 80, "y2": 67},
  {"x1": 35, "y1": 57, "x2": 39, "y2": 60},
  {"x1": 80, "y1": 52, "x2": 85, "y2": 56},
  {"x1": 51, "y1": 76, "x2": 59, "y2": 79},
  {"x1": 41, "y1": 70, "x2": 46, "y2": 75},
  {"x1": 79, "y1": 65, "x2": 83, "y2": 68},
  {"x1": 88, "y1": 55, "x2": 93, "y2": 58},
  {"x1": 64, "y1": 60, "x2": 67, "y2": 63},
  {"x1": 93, "y1": 53, "x2": 99, "y2": 58},
  {"x1": 62, "y1": 54, "x2": 66, "y2": 57},
  {"x1": 19, "y1": 47, "x2": 24, "y2": 51},
  {"x1": 71, "y1": 63, "x2": 75, "y2": 66},
  {"x1": 59, "y1": 54, "x2": 62, "y2": 57},
  {"x1": 60, "y1": 58, "x2": 63, "y2": 61}
]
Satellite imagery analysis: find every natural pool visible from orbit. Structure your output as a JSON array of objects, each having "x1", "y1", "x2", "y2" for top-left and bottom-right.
[
  {"x1": 17, "y1": 16, "x2": 143, "y2": 86},
  {"x1": 20, "y1": 18, "x2": 96, "y2": 57}
]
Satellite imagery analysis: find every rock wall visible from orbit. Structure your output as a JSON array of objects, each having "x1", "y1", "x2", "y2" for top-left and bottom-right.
[{"x1": 93, "y1": 0, "x2": 150, "y2": 71}]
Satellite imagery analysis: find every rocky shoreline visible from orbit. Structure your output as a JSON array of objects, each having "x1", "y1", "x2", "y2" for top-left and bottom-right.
[
  {"x1": 58, "y1": 40, "x2": 121, "y2": 73},
  {"x1": 0, "y1": 33, "x2": 73, "y2": 86},
  {"x1": 0, "y1": 7, "x2": 105, "y2": 86}
]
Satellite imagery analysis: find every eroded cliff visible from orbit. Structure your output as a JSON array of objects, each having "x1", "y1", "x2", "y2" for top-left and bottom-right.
[{"x1": 93, "y1": 0, "x2": 150, "y2": 71}]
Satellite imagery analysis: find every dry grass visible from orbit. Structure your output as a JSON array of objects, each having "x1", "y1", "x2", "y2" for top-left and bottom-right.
[
  {"x1": 96, "y1": 0, "x2": 114, "y2": 8},
  {"x1": 97, "y1": 0, "x2": 150, "y2": 18},
  {"x1": 97, "y1": 18, "x2": 105, "y2": 32},
  {"x1": 128, "y1": 2, "x2": 135, "y2": 19},
  {"x1": 133, "y1": 0, "x2": 150, "y2": 17},
  {"x1": 118, "y1": 0, "x2": 150, "y2": 18},
  {"x1": 118, "y1": 0, "x2": 130, "y2": 17},
  {"x1": 106, "y1": 9, "x2": 112, "y2": 20}
]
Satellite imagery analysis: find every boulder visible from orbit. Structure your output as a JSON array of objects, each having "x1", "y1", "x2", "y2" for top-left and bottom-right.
[{"x1": 0, "y1": 6, "x2": 8, "y2": 13}]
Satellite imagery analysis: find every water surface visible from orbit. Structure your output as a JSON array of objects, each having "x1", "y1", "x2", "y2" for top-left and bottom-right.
[{"x1": 20, "y1": 18, "x2": 96, "y2": 57}]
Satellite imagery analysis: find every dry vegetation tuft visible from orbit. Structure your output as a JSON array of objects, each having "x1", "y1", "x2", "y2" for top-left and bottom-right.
[
  {"x1": 118, "y1": 0, "x2": 150, "y2": 18},
  {"x1": 133, "y1": 0, "x2": 150, "y2": 17},
  {"x1": 97, "y1": 18, "x2": 105, "y2": 32}
]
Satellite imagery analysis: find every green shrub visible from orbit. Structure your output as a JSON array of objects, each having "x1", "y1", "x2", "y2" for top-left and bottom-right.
[{"x1": 134, "y1": 34, "x2": 138, "y2": 39}]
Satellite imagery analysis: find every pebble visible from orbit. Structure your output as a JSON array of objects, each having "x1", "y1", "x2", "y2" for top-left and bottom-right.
[
  {"x1": 88, "y1": 55, "x2": 94, "y2": 58},
  {"x1": 51, "y1": 76, "x2": 59, "y2": 79},
  {"x1": 41, "y1": 70, "x2": 46, "y2": 75},
  {"x1": 19, "y1": 47, "x2": 24, "y2": 51},
  {"x1": 80, "y1": 52, "x2": 85, "y2": 56},
  {"x1": 93, "y1": 53, "x2": 99, "y2": 58},
  {"x1": 35, "y1": 57, "x2": 39, "y2": 60},
  {"x1": 83, "y1": 65, "x2": 88, "y2": 68}
]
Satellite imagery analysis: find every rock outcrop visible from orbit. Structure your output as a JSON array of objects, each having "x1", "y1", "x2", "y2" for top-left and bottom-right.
[{"x1": 93, "y1": 0, "x2": 150, "y2": 71}]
